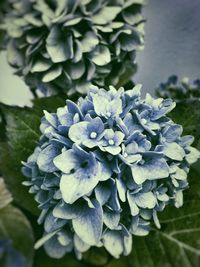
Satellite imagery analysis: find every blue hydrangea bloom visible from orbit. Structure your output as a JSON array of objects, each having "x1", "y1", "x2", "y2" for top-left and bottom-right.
[
  {"x1": 22, "y1": 85, "x2": 200, "y2": 259},
  {"x1": 2, "y1": 0, "x2": 144, "y2": 95},
  {"x1": 157, "y1": 75, "x2": 200, "y2": 102}
]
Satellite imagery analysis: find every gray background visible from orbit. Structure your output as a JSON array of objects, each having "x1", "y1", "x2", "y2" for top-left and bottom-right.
[{"x1": 0, "y1": 0, "x2": 200, "y2": 106}]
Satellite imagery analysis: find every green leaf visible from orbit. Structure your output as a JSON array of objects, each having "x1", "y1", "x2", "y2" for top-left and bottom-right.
[
  {"x1": 3, "y1": 106, "x2": 41, "y2": 162},
  {"x1": 0, "y1": 105, "x2": 40, "y2": 215},
  {"x1": 169, "y1": 99, "x2": 200, "y2": 174},
  {"x1": 83, "y1": 247, "x2": 110, "y2": 266},
  {"x1": 169, "y1": 101, "x2": 200, "y2": 149},
  {"x1": 116, "y1": 63, "x2": 137, "y2": 88},
  {"x1": 0, "y1": 178, "x2": 13, "y2": 209},
  {"x1": 34, "y1": 249, "x2": 88, "y2": 267},
  {"x1": 0, "y1": 30, "x2": 5, "y2": 50},
  {"x1": 32, "y1": 94, "x2": 66, "y2": 115},
  {"x1": 0, "y1": 95, "x2": 66, "y2": 214},
  {"x1": 0, "y1": 205, "x2": 34, "y2": 266}
]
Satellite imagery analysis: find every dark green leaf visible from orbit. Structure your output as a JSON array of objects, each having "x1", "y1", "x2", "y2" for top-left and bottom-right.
[
  {"x1": 32, "y1": 94, "x2": 66, "y2": 115},
  {"x1": 0, "y1": 205, "x2": 34, "y2": 266},
  {"x1": 0, "y1": 31, "x2": 5, "y2": 49},
  {"x1": 0, "y1": 95, "x2": 66, "y2": 214},
  {"x1": 3, "y1": 106, "x2": 41, "y2": 162},
  {"x1": 169, "y1": 101, "x2": 200, "y2": 149},
  {"x1": 0, "y1": 178, "x2": 13, "y2": 209},
  {"x1": 0, "y1": 105, "x2": 40, "y2": 215},
  {"x1": 83, "y1": 247, "x2": 110, "y2": 266},
  {"x1": 34, "y1": 249, "x2": 88, "y2": 267},
  {"x1": 116, "y1": 63, "x2": 137, "y2": 88}
]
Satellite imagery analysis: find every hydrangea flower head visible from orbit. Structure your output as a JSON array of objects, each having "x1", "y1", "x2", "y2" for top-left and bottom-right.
[
  {"x1": 22, "y1": 84, "x2": 200, "y2": 259},
  {"x1": 157, "y1": 75, "x2": 200, "y2": 102},
  {"x1": 2, "y1": 0, "x2": 144, "y2": 95}
]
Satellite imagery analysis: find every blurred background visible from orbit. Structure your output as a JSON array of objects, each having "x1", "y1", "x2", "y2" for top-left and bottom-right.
[{"x1": 0, "y1": 0, "x2": 200, "y2": 106}]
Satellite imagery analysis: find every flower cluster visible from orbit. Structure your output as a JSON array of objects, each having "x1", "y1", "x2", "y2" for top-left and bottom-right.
[
  {"x1": 157, "y1": 76, "x2": 200, "y2": 102},
  {"x1": 22, "y1": 85, "x2": 200, "y2": 259},
  {"x1": 2, "y1": 0, "x2": 144, "y2": 95}
]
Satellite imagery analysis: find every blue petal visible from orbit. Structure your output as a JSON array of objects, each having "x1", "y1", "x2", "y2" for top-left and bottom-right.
[
  {"x1": 101, "y1": 146, "x2": 121, "y2": 155},
  {"x1": 97, "y1": 161, "x2": 112, "y2": 181},
  {"x1": 131, "y1": 158, "x2": 169, "y2": 184},
  {"x1": 102, "y1": 229, "x2": 123, "y2": 259},
  {"x1": 66, "y1": 100, "x2": 82, "y2": 117},
  {"x1": 53, "y1": 149, "x2": 80, "y2": 173},
  {"x1": 37, "y1": 144, "x2": 60, "y2": 173},
  {"x1": 153, "y1": 210, "x2": 161, "y2": 229},
  {"x1": 34, "y1": 231, "x2": 58, "y2": 249},
  {"x1": 51, "y1": 133, "x2": 72, "y2": 148},
  {"x1": 57, "y1": 107, "x2": 69, "y2": 126},
  {"x1": 123, "y1": 113, "x2": 143, "y2": 134},
  {"x1": 95, "y1": 181, "x2": 112, "y2": 205},
  {"x1": 74, "y1": 234, "x2": 90, "y2": 253},
  {"x1": 57, "y1": 230, "x2": 72, "y2": 247},
  {"x1": 43, "y1": 110, "x2": 58, "y2": 128},
  {"x1": 72, "y1": 199, "x2": 103, "y2": 245},
  {"x1": 53, "y1": 201, "x2": 83, "y2": 220},
  {"x1": 116, "y1": 178, "x2": 126, "y2": 202},
  {"x1": 124, "y1": 235, "x2": 132, "y2": 256},
  {"x1": 92, "y1": 94, "x2": 122, "y2": 118},
  {"x1": 126, "y1": 131, "x2": 151, "y2": 152},
  {"x1": 60, "y1": 168, "x2": 99, "y2": 204},
  {"x1": 129, "y1": 216, "x2": 139, "y2": 234},
  {"x1": 175, "y1": 191, "x2": 183, "y2": 208},
  {"x1": 134, "y1": 192, "x2": 157, "y2": 209},
  {"x1": 103, "y1": 209, "x2": 120, "y2": 230},
  {"x1": 107, "y1": 183, "x2": 121, "y2": 211},
  {"x1": 68, "y1": 121, "x2": 89, "y2": 145},
  {"x1": 180, "y1": 135, "x2": 194, "y2": 146},
  {"x1": 46, "y1": 27, "x2": 73, "y2": 63},
  {"x1": 127, "y1": 192, "x2": 139, "y2": 216},
  {"x1": 171, "y1": 166, "x2": 187, "y2": 181},
  {"x1": 151, "y1": 98, "x2": 176, "y2": 120},
  {"x1": 87, "y1": 117, "x2": 104, "y2": 134},
  {"x1": 69, "y1": 118, "x2": 105, "y2": 148},
  {"x1": 185, "y1": 146, "x2": 200, "y2": 164},
  {"x1": 162, "y1": 124, "x2": 183, "y2": 142},
  {"x1": 113, "y1": 131, "x2": 125, "y2": 146},
  {"x1": 44, "y1": 211, "x2": 67, "y2": 233},
  {"x1": 44, "y1": 233, "x2": 72, "y2": 259},
  {"x1": 163, "y1": 142, "x2": 185, "y2": 161},
  {"x1": 131, "y1": 218, "x2": 150, "y2": 236}
]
